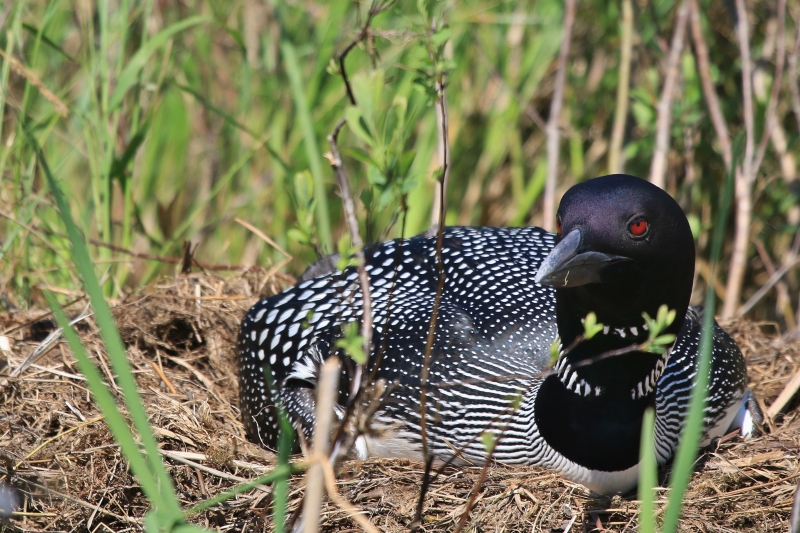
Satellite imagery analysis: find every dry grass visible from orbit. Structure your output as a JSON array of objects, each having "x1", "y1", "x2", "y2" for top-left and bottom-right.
[{"x1": 0, "y1": 273, "x2": 798, "y2": 532}]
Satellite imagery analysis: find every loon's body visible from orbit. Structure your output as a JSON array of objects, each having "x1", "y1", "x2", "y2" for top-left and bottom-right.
[{"x1": 238, "y1": 175, "x2": 759, "y2": 494}]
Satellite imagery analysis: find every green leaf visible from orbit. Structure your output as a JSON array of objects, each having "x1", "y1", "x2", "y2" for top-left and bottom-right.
[
  {"x1": 335, "y1": 322, "x2": 367, "y2": 364},
  {"x1": 652, "y1": 334, "x2": 676, "y2": 346},
  {"x1": 287, "y1": 228, "x2": 311, "y2": 245},
  {"x1": 583, "y1": 312, "x2": 604, "y2": 339},
  {"x1": 431, "y1": 26, "x2": 453, "y2": 47},
  {"x1": 110, "y1": 16, "x2": 210, "y2": 111},
  {"x1": 109, "y1": 118, "x2": 150, "y2": 182},
  {"x1": 29, "y1": 130, "x2": 183, "y2": 523},
  {"x1": 345, "y1": 106, "x2": 374, "y2": 147},
  {"x1": 660, "y1": 133, "x2": 739, "y2": 533},
  {"x1": 22, "y1": 23, "x2": 75, "y2": 62},
  {"x1": 505, "y1": 393, "x2": 523, "y2": 411},
  {"x1": 549, "y1": 337, "x2": 562, "y2": 368},
  {"x1": 480, "y1": 431, "x2": 497, "y2": 453}
]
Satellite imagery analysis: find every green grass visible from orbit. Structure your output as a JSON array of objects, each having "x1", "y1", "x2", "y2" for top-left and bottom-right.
[{"x1": 2, "y1": 0, "x2": 796, "y2": 326}]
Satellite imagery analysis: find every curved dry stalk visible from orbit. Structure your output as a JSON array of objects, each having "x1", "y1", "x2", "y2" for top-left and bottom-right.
[
  {"x1": 689, "y1": 0, "x2": 732, "y2": 169},
  {"x1": 608, "y1": 0, "x2": 634, "y2": 175},
  {"x1": 722, "y1": 0, "x2": 784, "y2": 318},
  {"x1": 543, "y1": 0, "x2": 577, "y2": 232},
  {"x1": 316, "y1": 455, "x2": 381, "y2": 533},
  {"x1": 753, "y1": 0, "x2": 787, "y2": 175},
  {"x1": 648, "y1": 0, "x2": 690, "y2": 189}
]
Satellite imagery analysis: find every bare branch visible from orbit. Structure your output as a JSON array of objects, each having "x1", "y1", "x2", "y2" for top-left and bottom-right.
[
  {"x1": 608, "y1": 0, "x2": 634, "y2": 175},
  {"x1": 648, "y1": 0, "x2": 690, "y2": 189},
  {"x1": 753, "y1": 0, "x2": 787, "y2": 175},
  {"x1": 543, "y1": 0, "x2": 576, "y2": 232},
  {"x1": 326, "y1": 121, "x2": 373, "y2": 401},
  {"x1": 420, "y1": 15, "x2": 452, "y2": 460},
  {"x1": 302, "y1": 359, "x2": 341, "y2": 533},
  {"x1": 430, "y1": 54, "x2": 451, "y2": 227},
  {"x1": 789, "y1": 13, "x2": 800, "y2": 133},
  {"x1": 337, "y1": 0, "x2": 396, "y2": 106},
  {"x1": 688, "y1": 0, "x2": 732, "y2": 169},
  {"x1": 722, "y1": 0, "x2": 759, "y2": 318}
]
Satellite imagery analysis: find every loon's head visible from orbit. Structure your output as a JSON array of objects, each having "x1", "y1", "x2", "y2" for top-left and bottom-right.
[{"x1": 535, "y1": 174, "x2": 695, "y2": 393}]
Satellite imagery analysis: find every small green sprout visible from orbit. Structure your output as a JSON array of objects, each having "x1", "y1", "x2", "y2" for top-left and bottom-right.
[
  {"x1": 504, "y1": 393, "x2": 523, "y2": 411},
  {"x1": 548, "y1": 336, "x2": 562, "y2": 368},
  {"x1": 335, "y1": 234, "x2": 359, "y2": 272},
  {"x1": 335, "y1": 322, "x2": 367, "y2": 364},
  {"x1": 582, "y1": 312, "x2": 604, "y2": 339},
  {"x1": 480, "y1": 431, "x2": 497, "y2": 454},
  {"x1": 641, "y1": 304, "x2": 677, "y2": 354}
]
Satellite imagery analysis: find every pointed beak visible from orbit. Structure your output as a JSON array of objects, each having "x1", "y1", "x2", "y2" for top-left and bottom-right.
[{"x1": 535, "y1": 229, "x2": 632, "y2": 288}]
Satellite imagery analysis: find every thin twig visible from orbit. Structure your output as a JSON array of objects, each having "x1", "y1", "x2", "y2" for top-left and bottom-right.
[
  {"x1": 316, "y1": 455, "x2": 381, "y2": 533},
  {"x1": 767, "y1": 368, "x2": 800, "y2": 418},
  {"x1": 302, "y1": 359, "x2": 341, "y2": 533},
  {"x1": 753, "y1": 0, "x2": 787, "y2": 175},
  {"x1": 326, "y1": 120, "x2": 373, "y2": 402},
  {"x1": 543, "y1": 0, "x2": 576, "y2": 231},
  {"x1": 337, "y1": 1, "x2": 396, "y2": 106},
  {"x1": 648, "y1": 0, "x2": 690, "y2": 189},
  {"x1": 430, "y1": 38, "x2": 451, "y2": 226},
  {"x1": 789, "y1": 18, "x2": 800, "y2": 132},
  {"x1": 420, "y1": 13, "x2": 453, "y2": 461},
  {"x1": 235, "y1": 217, "x2": 292, "y2": 259},
  {"x1": 738, "y1": 256, "x2": 800, "y2": 315},
  {"x1": 722, "y1": 0, "x2": 761, "y2": 318},
  {"x1": 409, "y1": 455, "x2": 436, "y2": 532},
  {"x1": 608, "y1": 0, "x2": 633, "y2": 174},
  {"x1": 689, "y1": 0, "x2": 732, "y2": 169}
]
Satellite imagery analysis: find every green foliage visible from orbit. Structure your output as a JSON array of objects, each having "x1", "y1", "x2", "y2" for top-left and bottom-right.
[
  {"x1": 480, "y1": 430, "x2": 497, "y2": 454},
  {"x1": 548, "y1": 336, "x2": 561, "y2": 368},
  {"x1": 641, "y1": 304, "x2": 677, "y2": 355},
  {"x1": 3, "y1": 0, "x2": 796, "y2": 329},
  {"x1": 32, "y1": 136, "x2": 186, "y2": 529},
  {"x1": 582, "y1": 311, "x2": 604, "y2": 340},
  {"x1": 335, "y1": 321, "x2": 367, "y2": 365}
]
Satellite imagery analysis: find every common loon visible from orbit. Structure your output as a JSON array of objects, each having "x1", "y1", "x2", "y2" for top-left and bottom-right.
[{"x1": 237, "y1": 174, "x2": 761, "y2": 494}]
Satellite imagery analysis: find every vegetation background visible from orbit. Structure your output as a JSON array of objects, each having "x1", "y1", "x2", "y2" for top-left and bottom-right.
[{"x1": 0, "y1": 0, "x2": 798, "y2": 334}]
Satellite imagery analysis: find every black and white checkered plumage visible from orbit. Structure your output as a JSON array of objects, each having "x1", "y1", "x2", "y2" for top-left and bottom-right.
[{"x1": 238, "y1": 174, "x2": 760, "y2": 494}]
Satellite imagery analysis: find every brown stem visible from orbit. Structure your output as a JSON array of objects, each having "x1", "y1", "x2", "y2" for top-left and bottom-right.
[
  {"x1": 326, "y1": 120, "x2": 373, "y2": 401},
  {"x1": 608, "y1": 0, "x2": 634, "y2": 175},
  {"x1": 543, "y1": 0, "x2": 577, "y2": 232},
  {"x1": 788, "y1": 13, "x2": 800, "y2": 133},
  {"x1": 688, "y1": 0, "x2": 732, "y2": 169},
  {"x1": 722, "y1": 0, "x2": 760, "y2": 318},
  {"x1": 648, "y1": 0, "x2": 690, "y2": 189},
  {"x1": 753, "y1": 0, "x2": 787, "y2": 175}
]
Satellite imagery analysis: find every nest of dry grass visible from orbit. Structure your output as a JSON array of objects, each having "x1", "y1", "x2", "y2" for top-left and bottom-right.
[{"x1": 0, "y1": 272, "x2": 798, "y2": 532}]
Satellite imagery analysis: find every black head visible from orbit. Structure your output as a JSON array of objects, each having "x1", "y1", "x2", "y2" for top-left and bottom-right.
[{"x1": 535, "y1": 175, "x2": 695, "y2": 391}]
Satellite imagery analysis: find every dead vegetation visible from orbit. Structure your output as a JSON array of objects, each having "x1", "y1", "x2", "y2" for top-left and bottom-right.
[{"x1": 0, "y1": 272, "x2": 798, "y2": 532}]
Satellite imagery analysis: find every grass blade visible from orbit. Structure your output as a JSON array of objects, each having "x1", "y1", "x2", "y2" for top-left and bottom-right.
[
  {"x1": 184, "y1": 464, "x2": 298, "y2": 517},
  {"x1": 28, "y1": 130, "x2": 184, "y2": 523},
  {"x1": 638, "y1": 407, "x2": 657, "y2": 533},
  {"x1": 109, "y1": 16, "x2": 209, "y2": 111},
  {"x1": 281, "y1": 40, "x2": 333, "y2": 253},
  {"x1": 660, "y1": 135, "x2": 740, "y2": 532}
]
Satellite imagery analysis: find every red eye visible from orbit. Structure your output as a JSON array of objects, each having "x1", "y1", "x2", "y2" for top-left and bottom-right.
[
  {"x1": 556, "y1": 216, "x2": 562, "y2": 236},
  {"x1": 629, "y1": 217, "x2": 648, "y2": 237}
]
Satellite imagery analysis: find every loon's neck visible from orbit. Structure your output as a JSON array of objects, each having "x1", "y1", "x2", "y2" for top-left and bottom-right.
[
  {"x1": 534, "y1": 285, "x2": 687, "y2": 472},
  {"x1": 534, "y1": 372, "x2": 653, "y2": 472}
]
